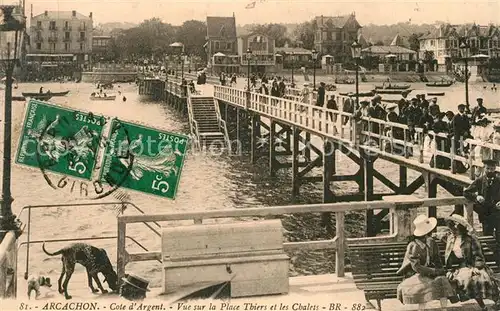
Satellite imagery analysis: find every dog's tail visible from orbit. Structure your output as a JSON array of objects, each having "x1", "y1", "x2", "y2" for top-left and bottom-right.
[{"x1": 42, "y1": 242, "x2": 65, "y2": 256}]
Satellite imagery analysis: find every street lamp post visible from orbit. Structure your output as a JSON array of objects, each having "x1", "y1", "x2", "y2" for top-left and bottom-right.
[
  {"x1": 459, "y1": 38, "x2": 470, "y2": 107},
  {"x1": 0, "y1": 5, "x2": 25, "y2": 240},
  {"x1": 312, "y1": 48, "x2": 318, "y2": 90},
  {"x1": 246, "y1": 48, "x2": 252, "y2": 91},
  {"x1": 351, "y1": 40, "x2": 362, "y2": 108},
  {"x1": 181, "y1": 53, "x2": 185, "y2": 80},
  {"x1": 290, "y1": 51, "x2": 295, "y2": 87}
]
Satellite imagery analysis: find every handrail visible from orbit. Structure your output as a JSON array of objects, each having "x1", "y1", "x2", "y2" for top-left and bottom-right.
[
  {"x1": 19, "y1": 235, "x2": 161, "y2": 280},
  {"x1": 17, "y1": 201, "x2": 161, "y2": 286},
  {"x1": 185, "y1": 85, "x2": 201, "y2": 150},
  {"x1": 116, "y1": 196, "x2": 472, "y2": 282},
  {"x1": 213, "y1": 98, "x2": 232, "y2": 153}
]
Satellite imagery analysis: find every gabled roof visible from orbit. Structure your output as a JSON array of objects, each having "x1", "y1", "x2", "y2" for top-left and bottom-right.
[
  {"x1": 315, "y1": 14, "x2": 361, "y2": 29},
  {"x1": 390, "y1": 34, "x2": 404, "y2": 46},
  {"x1": 32, "y1": 11, "x2": 91, "y2": 20},
  {"x1": 357, "y1": 34, "x2": 369, "y2": 48},
  {"x1": 362, "y1": 45, "x2": 417, "y2": 54},
  {"x1": 206, "y1": 16, "x2": 237, "y2": 38}
]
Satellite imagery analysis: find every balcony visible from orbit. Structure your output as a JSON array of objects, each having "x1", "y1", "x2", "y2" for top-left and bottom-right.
[
  {"x1": 77, "y1": 37, "x2": 86, "y2": 42},
  {"x1": 78, "y1": 26, "x2": 87, "y2": 31},
  {"x1": 63, "y1": 26, "x2": 72, "y2": 31},
  {"x1": 48, "y1": 27, "x2": 58, "y2": 31},
  {"x1": 33, "y1": 25, "x2": 43, "y2": 31},
  {"x1": 34, "y1": 37, "x2": 43, "y2": 43},
  {"x1": 48, "y1": 37, "x2": 58, "y2": 43},
  {"x1": 63, "y1": 37, "x2": 72, "y2": 42}
]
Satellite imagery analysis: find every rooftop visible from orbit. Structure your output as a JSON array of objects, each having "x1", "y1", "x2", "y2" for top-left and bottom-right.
[
  {"x1": 315, "y1": 14, "x2": 362, "y2": 29},
  {"x1": 32, "y1": 10, "x2": 92, "y2": 20},
  {"x1": 206, "y1": 16, "x2": 237, "y2": 38},
  {"x1": 362, "y1": 45, "x2": 417, "y2": 54}
]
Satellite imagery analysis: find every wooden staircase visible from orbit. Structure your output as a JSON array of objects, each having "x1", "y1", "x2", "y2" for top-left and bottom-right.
[{"x1": 190, "y1": 96, "x2": 228, "y2": 150}]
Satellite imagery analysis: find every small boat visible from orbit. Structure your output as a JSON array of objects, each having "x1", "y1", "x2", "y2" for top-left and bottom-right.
[
  {"x1": 375, "y1": 89, "x2": 412, "y2": 95},
  {"x1": 374, "y1": 84, "x2": 411, "y2": 90},
  {"x1": 22, "y1": 90, "x2": 70, "y2": 97},
  {"x1": 425, "y1": 81, "x2": 454, "y2": 87},
  {"x1": 32, "y1": 94, "x2": 53, "y2": 101},
  {"x1": 90, "y1": 95, "x2": 116, "y2": 101},
  {"x1": 339, "y1": 91, "x2": 375, "y2": 97},
  {"x1": 12, "y1": 96, "x2": 25, "y2": 101},
  {"x1": 427, "y1": 92, "x2": 445, "y2": 96}
]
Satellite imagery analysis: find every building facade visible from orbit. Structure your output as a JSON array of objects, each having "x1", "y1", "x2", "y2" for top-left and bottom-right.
[
  {"x1": 314, "y1": 14, "x2": 362, "y2": 62},
  {"x1": 205, "y1": 15, "x2": 239, "y2": 74},
  {"x1": 92, "y1": 35, "x2": 113, "y2": 61},
  {"x1": 28, "y1": 10, "x2": 93, "y2": 67},
  {"x1": 419, "y1": 24, "x2": 500, "y2": 69},
  {"x1": 238, "y1": 33, "x2": 275, "y2": 74}
]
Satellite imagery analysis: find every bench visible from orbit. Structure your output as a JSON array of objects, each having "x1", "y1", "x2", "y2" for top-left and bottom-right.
[
  {"x1": 349, "y1": 236, "x2": 499, "y2": 311},
  {"x1": 161, "y1": 219, "x2": 289, "y2": 298}
]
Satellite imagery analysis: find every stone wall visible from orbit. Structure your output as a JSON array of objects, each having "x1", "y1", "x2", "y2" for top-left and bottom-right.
[
  {"x1": 81, "y1": 72, "x2": 138, "y2": 83},
  {"x1": 0, "y1": 231, "x2": 18, "y2": 299}
]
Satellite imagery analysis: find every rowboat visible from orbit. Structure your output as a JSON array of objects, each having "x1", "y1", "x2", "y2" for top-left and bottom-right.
[
  {"x1": 338, "y1": 91, "x2": 375, "y2": 97},
  {"x1": 90, "y1": 95, "x2": 116, "y2": 101},
  {"x1": 374, "y1": 84, "x2": 411, "y2": 90},
  {"x1": 375, "y1": 89, "x2": 412, "y2": 95},
  {"x1": 425, "y1": 81, "x2": 453, "y2": 87},
  {"x1": 22, "y1": 90, "x2": 70, "y2": 97},
  {"x1": 427, "y1": 92, "x2": 445, "y2": 96}
]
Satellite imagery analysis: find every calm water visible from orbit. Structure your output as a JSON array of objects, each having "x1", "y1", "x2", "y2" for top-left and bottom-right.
[{"x1": 1, "y1": 79, "x2": 497, "y2": 289}]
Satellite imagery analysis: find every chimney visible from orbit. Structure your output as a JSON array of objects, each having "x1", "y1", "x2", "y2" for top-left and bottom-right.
[
  {"x1": 44, "y1": 10, "x2": 47, "y2": 16},
  {"x1": 72, "y1": 10, "x2": 76, "y2": 17},
  {"x1": 89, "y1": 12, "x2": 92, "y2": 18}
]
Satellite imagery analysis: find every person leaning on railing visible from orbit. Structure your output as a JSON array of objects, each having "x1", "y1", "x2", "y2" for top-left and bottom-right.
[{"x1": 464, "y1": 159, "x2": 500, "y2": 267}]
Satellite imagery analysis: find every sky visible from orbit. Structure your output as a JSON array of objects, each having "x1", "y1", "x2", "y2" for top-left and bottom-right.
[{"x1": 6, "y1": 0, "x2": 500, "y2": 26}]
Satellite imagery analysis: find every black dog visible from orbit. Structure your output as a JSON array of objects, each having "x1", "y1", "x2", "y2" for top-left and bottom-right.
[{"x1": 42, "y1": 242, "x2": 118, "y2": 299}]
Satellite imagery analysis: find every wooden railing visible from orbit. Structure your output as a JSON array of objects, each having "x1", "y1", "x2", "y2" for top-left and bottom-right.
[
  {"x1": 213, "y1": 85, "x2": 499, "y2": 182},
  {"x1": 213, "y1": 99, "x2": 232, "y2": 153},
  {"x1": 185, "y1": 87, "x2": 201, "y2": 150},
  {"x1": 116, "y1": 197, "x2": 472, "y2": 284}
]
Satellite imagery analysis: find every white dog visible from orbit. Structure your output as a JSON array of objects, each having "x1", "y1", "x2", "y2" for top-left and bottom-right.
[{"x1": 27, "y1": 275, "x2": 52, "y2": 299}]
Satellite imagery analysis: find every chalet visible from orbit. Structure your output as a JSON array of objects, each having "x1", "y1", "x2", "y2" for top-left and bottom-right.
[
  {"x1": 314, "y1": 13, "x2": 362, "y2": 62},
  {"x1": 205, "y1": 15, "x2": 239, "y2": 74},
  {"x1": 238, "y1": 32, "x2": 275, "y2": 74}
]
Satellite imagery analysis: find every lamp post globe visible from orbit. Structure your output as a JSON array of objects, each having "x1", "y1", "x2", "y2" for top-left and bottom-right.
[
  {"x1": 311, "y1": 48, "x2": 318, "y2": 90},
  {"x1": 0, "y1": 5, "x2": 25, "y2": 239}
]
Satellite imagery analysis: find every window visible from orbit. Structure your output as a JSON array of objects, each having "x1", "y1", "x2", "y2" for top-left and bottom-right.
[
  {"x1": 49, "y1": 21, "x2": 56, "y2": 30},
  {"x1": 65, "y1": 32, "x2": 70, "y2": 40},
  {"x1": 36, "y1": 21, "x2": 42, "y2": 28},
  {"x1": 80, "y1": 43, "x2": 84, "y2": 50},
  {"x1": 50, "y1": 43, "x2": 55, "y2": 50},
  {"x1": 64, "y1": 21, "x2": 69, "y2": 29},
  {"x1": 226, "y1": 42, "x2": 231, "y2": 50},
  {"x1": 327, "y1": 32, "x2": 332, "y2": 40},
  {"x1": 65, "y1": 43, "x2": 70, "y2": 51},
  {"x1": 36, "y1": 31, "x2": 41, "y2": 39},
  {"x1": 80, "y1": 32, "x2": 85, "y2": 40},
  {"x1": 214, "y1": 41, "x2": 220, "y2": 50},
  {"x1": 36, "y1": 43, "x2": 41, "y2": 50},
  {"x1": 336, "y1": 32, "x2": 341, "y2": 41}
]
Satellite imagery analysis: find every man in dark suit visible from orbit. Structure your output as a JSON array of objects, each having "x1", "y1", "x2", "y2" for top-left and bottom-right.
[
  {"x1": 451, "y1": 104, "x2": 471, "y2": 155},
  {"x1": 464, "y1": 159, "x2": 500, "y2": 264},
  {"x1": 316, "y1": 82, "x2": 326, "y2": 107}
]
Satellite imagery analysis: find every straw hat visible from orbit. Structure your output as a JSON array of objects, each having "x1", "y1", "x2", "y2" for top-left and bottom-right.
[
  {"x1": 445, "y1": 214, "x2": 473, "y2": 232},
  {"x1": 121, "y1": 274, "x2": 150, "y2": 292},
  {"x1": 386, "y1": 103, "x2": 398, "y2": 110},
  {"x1": 413, "y1": 214, "x2": 437, "y2": 237}
]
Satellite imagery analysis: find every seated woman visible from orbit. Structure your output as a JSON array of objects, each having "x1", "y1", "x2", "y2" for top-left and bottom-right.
[
  {"x1": 397, "y1": 214, "x2": 456, "y2": 311},
  {"x1": 442, "y1": 214, "x2": 500, "y2": 311}
]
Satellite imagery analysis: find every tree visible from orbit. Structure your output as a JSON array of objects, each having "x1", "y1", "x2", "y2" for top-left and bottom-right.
[
  {"x1": 291, "y1": 20, "x2": 316, "y2": 49},
  {"x1": 250, "y1": 23, "x2": 290, "y2": 47},
  {"x1": 175, "y1": 20, "x2": 207, "y2": 59},
  {"x1": 408, "y1": 33, "x2": 423, "y2": 52}
]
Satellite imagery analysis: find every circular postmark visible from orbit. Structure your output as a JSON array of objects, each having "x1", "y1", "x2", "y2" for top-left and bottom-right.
[{"x1": 35, "y1": 111, "x2": 135, "y2": 200}]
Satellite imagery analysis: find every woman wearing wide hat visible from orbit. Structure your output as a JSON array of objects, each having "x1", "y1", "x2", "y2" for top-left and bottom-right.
[
  {"x1": 440, "y1": 214, "x2": 500, "y2": 311},
  {"x1": 396, "y1": 214, "x2": 455, "y2": 311},
  {"x1": 119, "y1": 274, "x2": 150, "y2": 301}
]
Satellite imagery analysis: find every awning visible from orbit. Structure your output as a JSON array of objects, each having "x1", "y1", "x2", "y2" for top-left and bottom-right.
[
  {"x1": 471, "y1": 54, "x2": 490, "y2": 58},
  {"x1": 213, "y1": 52, "x2": 225, "y2": 57}
]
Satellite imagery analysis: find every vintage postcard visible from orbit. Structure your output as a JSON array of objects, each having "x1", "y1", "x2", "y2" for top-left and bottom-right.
[{"x1": 1, "y1": 0, "x2": 500, "y2": 310}]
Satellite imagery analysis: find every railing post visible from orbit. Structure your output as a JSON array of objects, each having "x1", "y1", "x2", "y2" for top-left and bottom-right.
[
  {"x1": 117, "y1": 217, "x2": 127, "y2": 283},
  {"x1": 335, "y1": 211, "x2": 345, "y2": 277}
]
